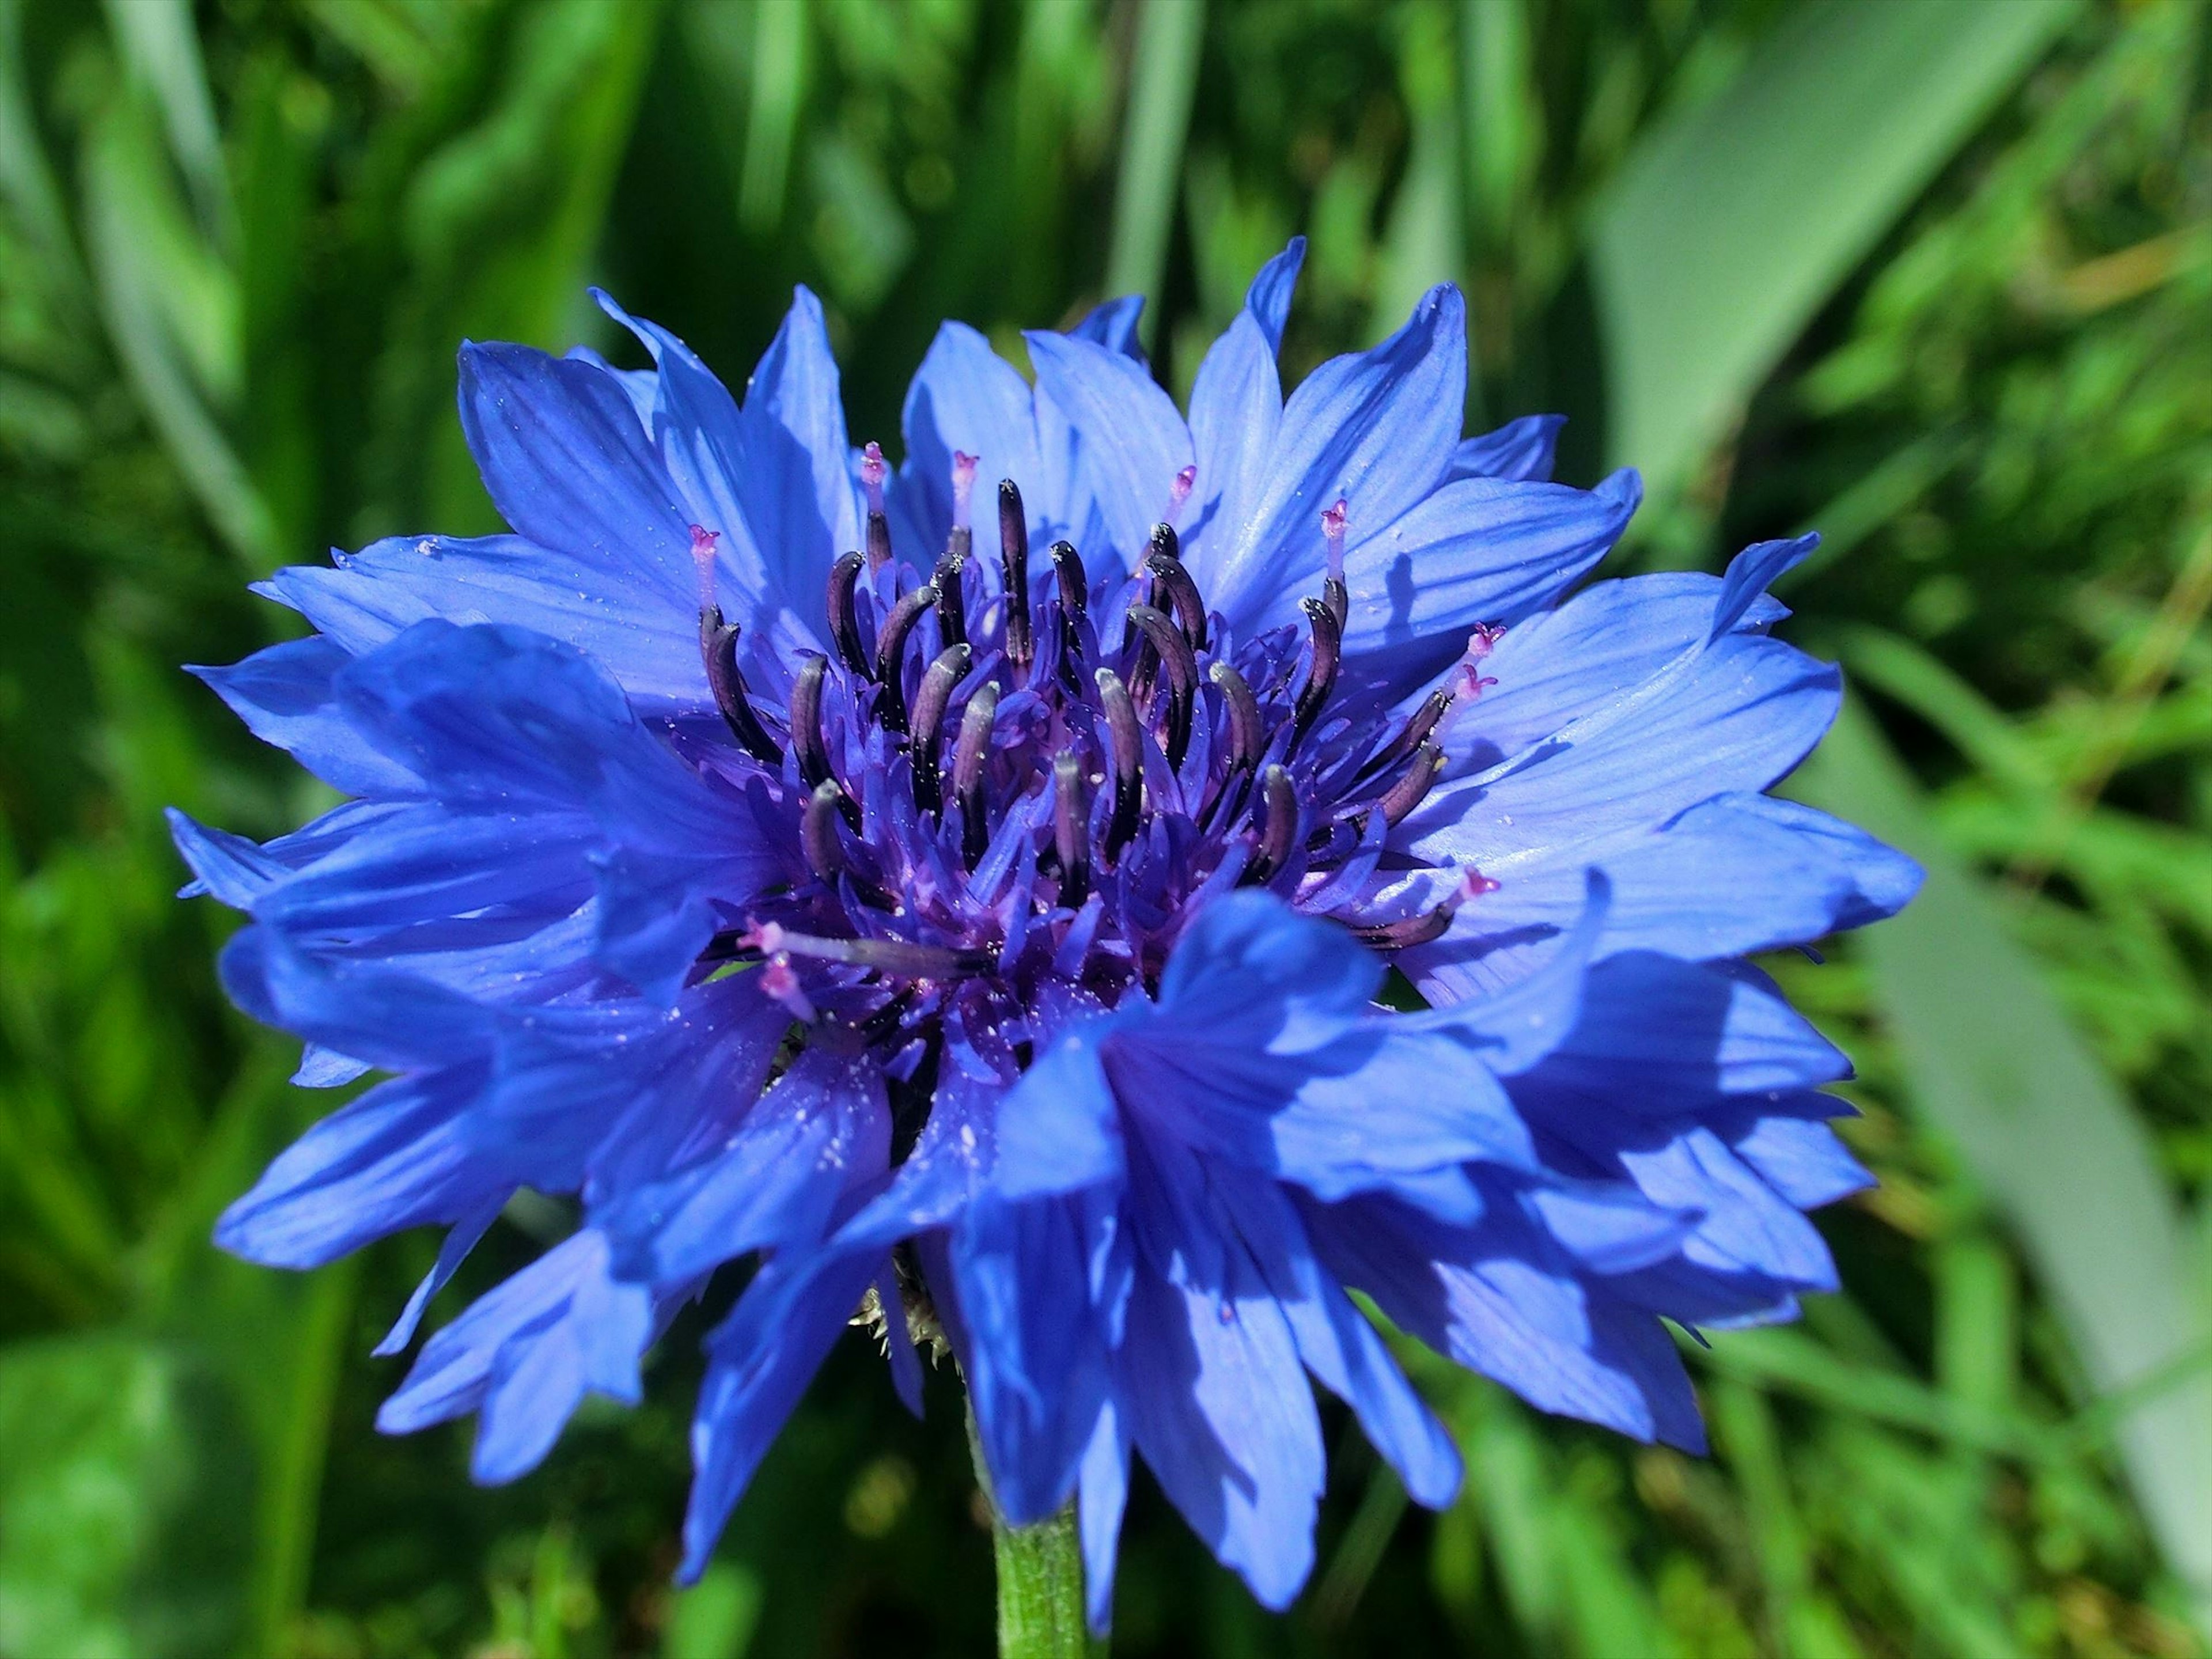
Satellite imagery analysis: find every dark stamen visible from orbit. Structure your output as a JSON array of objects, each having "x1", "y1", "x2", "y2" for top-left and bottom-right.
[
  {"x1": 801, "y1": 779, "x2": 849, "y2": 880},
  {"x1": 1323, "y1": 575, "x2": 1349, "y2": 634},
  {"x1": 999, "y1": 480, "x2": 1032, "y2": 675},
  {"x1": 1049, "y1": 539, "x2": 1088, "y2": 683},
  {"x1": 1343, "y1": 904, "x2": 1453, "y2": 948},
  {"x1": 1052, "y1": 751, "x2": 1090, "y2": 910},
  {"x1": 873, "y1": 584, "x2": 939, "y2": 733},
  {"x1": 934, "y1": 544, "x2": 968, "y2": 648},
  {"x1": 908, "y1": 645, "x2": 971, "y2": 816},
  {"x1": 1369, "y1": 685, "x2": 1452, "y2": 776},
  {"x1": 1124, "y1": 604, "x2": 1196, "y2": 768},
  {"x1": 790, "y1": 653, "x2": 832, "y2": 779},
  {"x1": 1096, "y1": 667, "x2": 1143, "y2": 863},
  {"x1": 700, "y1": 613, "x2": 784, "y2": 764},
  {"x1": 1379, "y1": 741, "x2": 1445, "y2": 825},
  {"x1": 953, "y1": 681, "x2": 999, "y2": 868},
  {"x1": 1143, "y1": 527, "x2": 1207, "y2": 652},
  {"x1": 1203, "y1": 660, "x2": 1262, "y2": 825},
  {"x1": 828, "y1": 551, "x2": 872, "y2": 678},
  {"x1": 1242, "y1": 765, "x2": 1298, "y2": 885},
  {"x1": 867, "y1": 512, "x2": 894, "y2": 573},
  {"x1": 1290, "y1": 596, "x2": 1342, "y2": 750}
]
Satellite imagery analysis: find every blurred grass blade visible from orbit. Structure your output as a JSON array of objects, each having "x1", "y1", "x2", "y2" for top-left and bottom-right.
[
  {"x1": 1589, "y1": 0, "x2": 2075, "y2": 498},
  {"x1": 101, "y1": 0, "x2": 233, "y2": 243},
  {"x1": 1368, "y1": 1, "x2": 1464, "y2": 371},
  {"x1": 1106, "y1": 0, "x2": 1206, "y2": 344},
  {"x1": 1794, "y1": 700, "x2": 2212, "y2": 1629},
  {"x1": 737, "y1": 0, "x2": 805, "y2": 235},
  {"x1": 0, "y1": 0, "x2": 90, "y2": 312},
  {"x1": 79, "y1": 70, "x2": 272, "y2": 566}
]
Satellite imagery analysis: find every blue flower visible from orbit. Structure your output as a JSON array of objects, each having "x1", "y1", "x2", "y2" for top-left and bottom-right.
[{"x1": 173, "y1": 239, "x2": 1917, "y2": 1622}]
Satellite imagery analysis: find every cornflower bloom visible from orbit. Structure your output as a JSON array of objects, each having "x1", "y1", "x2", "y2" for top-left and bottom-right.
[{"x1": 174, "y1": 240, "x2": 1915, "y2": 1622}]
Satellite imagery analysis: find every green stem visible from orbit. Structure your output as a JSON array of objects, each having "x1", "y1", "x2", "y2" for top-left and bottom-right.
[{"x1": 967, "y1": 1401, "x2": 1094, "y2": 1658}]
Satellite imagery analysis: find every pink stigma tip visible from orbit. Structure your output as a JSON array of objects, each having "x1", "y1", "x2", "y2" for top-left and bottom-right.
[
  {"x1": 1461, "y1": 868, "x2": 1501, "y2": 902},
  {"x1": 952, "y1": 450, "x2": 978, "y2": 527},
  {"x1": 689, "y1": 524, "x2": 721, "y2": 607},
  {"x1": 1169, "y1": 463, "x2": 1198, "y2": 510},
  {"x1": 1467, "y1": 622, "x2": 1504, "y2": 659},
  {"x1": 761, "y1": 954, "x2": 817, "y2": 1022},
  {"x1": 1321, "y1": 498, "x2": 1349, "y2": 583},
  {"x1": 861, "y1": 440, "x2": 888, "y2": 513}
]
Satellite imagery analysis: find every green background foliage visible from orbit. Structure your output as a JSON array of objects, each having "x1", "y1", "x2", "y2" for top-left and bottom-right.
[{"x1": 1, "y1": 1, "x2": 2208, "y2": 1654}]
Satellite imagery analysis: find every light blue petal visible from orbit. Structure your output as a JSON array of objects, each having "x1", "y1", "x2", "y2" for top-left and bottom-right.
[
  {"x1": 456, "y1": 343, "x2": 698, "y2": 605},
  {"x1": 1024, "y1": 329, "x2": 1194, "y2": 567},
  {"x1": 1448, "y1": 413, "x2": 1565, "y2": 483},
  {"x1": 1205, "y1": 285, "x2": 1467, "y2": 634},
  {"x1": 190, "y1": 638, "x2": 423, "y2": 798},
  {"x1": 1336, "y1": 469, "x2": 1640, "y2": 700}
]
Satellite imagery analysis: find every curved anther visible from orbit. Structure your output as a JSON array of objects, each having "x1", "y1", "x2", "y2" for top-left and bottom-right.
[
  {"x1": 1052, "y1": 751, "x2": 1090, "y2": 910},
  {"x1": 1123, "y1": 604, "x2": 1196, "y2": 768},
  {"x1": 908, "y1": 645, "x2": 971, "y2": 816},
  {"x1": 1048, "y1": 539, "x2": 1089, "y2": 623},
  {"x1": 1241, "y1": 765, "x2": 1298, "y2": 886},
  {"x1": 952, "y1": 681, "x2": 999, "y2": 868},
  {"x1": 1094, "y1": 667, "x2": 1143, "y2": 863},
  {"x1": 1369, "y1": 685, "x2": 1452, "y2": 777},
  {"x1": 1290, "y1": 596, "x2": 1343, "y2": 749},
  {"x1": 700, "y1": 613, "x2": 784, "y2": 764},
  {"x1": 934, "y1": 550, "x2": 968, "y2": 649},
  {"x1": 1379, "y1": 741, "x2": 1445, "y2": 826},
  {"x1": 1323, "y1": 575, "x2": 1349, "y2": 634},
  {"x1": 998, "y1": 479, "x2": 1033, "y2": 673},
  {"x1": 1049, "y1": 539, "x2": 1089, "y2": 682},
  {"x1": 801, "y1": 779, "x2": 849, "y2": 880},
  {"x1": 827, "y1": 551, "x2": 872, "y2": 677},
  {"x1": 873, "y1": 583, "x2": 939, "y2": 733},
  {"x1": 1143, "y1": 525, "x2": 1207, "y2": 652}
]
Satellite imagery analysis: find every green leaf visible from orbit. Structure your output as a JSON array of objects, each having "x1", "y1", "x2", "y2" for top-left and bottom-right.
[
  {"x1": 1105, "y1": 0, "x2": 1206, "y2": 349},
  {"x1": 0, "y1": 1333, "x2": 256, "y2": 1659},
  {"x1": 1589, "y1": 0, "x2": 2077, "y2": 498},
  {"x1": 1793, "y1": 700, "x2": 2212, "y2": 1629}
]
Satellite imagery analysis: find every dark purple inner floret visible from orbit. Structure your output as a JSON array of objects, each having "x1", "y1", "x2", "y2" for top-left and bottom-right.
[{"x1": 691, "y1": 448, "x2": 1497, "y2": 1088}]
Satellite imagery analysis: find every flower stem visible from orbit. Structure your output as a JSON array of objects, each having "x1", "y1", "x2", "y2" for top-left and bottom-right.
[{"x1": 967, "y1": 1400, "x2": 1093, "y2": 1658}]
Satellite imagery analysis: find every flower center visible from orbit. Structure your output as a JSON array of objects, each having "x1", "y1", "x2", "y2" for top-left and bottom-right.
[{"x1": 687, "y1": 457, "x2": 1497, "y2": 1047}]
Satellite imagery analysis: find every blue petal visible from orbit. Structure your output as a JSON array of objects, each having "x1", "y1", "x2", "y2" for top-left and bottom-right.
[
  {"x1": 1077, "y1": 1400, "x2": 1131, "y2": 1634},
  {"x1": 456, "y1": 343, "x2": 697, "y2": 604},
  {"x1": 257, "y1": 532, "x2": 705, "y2": 716},
  {"x1": 1212, "y1": 1169, "x2": 1461, "y2": 1509},
  {"x1": 1070, "y1": 294, "x2": 1147, "y2": 361},
  {"x1": 219, "y1": 926, "x2": 495, "y2": 1072},
  {"x1": 598, "y1": 1044, "x2": 889, "y2": 1283},
  {"x1": 374, "y1": 1202, "x2": 501, "y2": 1356},
  {"x1": 895, "y1": 321, "x2": 1043, "y2": 559},
  {"x1": 681, "y1": 1251, "x2": 881, "y2": 1580},
  {"x1": 1183, "y1": 241, "x2": 1305, "y2": 578},
  {"x1": 989, "y1": 1016, "x2": 1126, "y2": 1200},
  {"x1": 1336, "y1": 469, "x2": 1640, "y2": 701},
  {"x1": 1241, "y1": 238, "x2": 1306, "y2": 353},
  {"x1": 376, "y1": 1230, "x2": 672, "y2": 1484},
  {"x1": 1717, "y1": 1102, "x2": 1873, "y2": 1209},
  {"x1": 1025, "y1": 330, "x2": 1194, "y2": 566},
  {"x1": 1205, "y1": 285, "x2": 1467, "y2": 635},
  {"x1": 214, "y1": 1062, "x2": 501, "y2": 1267},
  {"x1": 1448, "y1": 414, "x2": 1566, "y2": 483},
  {"x1": 1504, "y1": 950, "x2": 1849, "y2": 1120},
  {"x1": 1713, "y1": 533, "x2": 1820, "y2": 641},
  {"x1": 1117, "y1": 1171, "x2": 1324, "y2": 1611},
  {"x1": 735, "y1": 287, "x2": 861, "y2": 616},
  {"x1": 1152, "y1": 889, "x2": 1382, "y2": 1051},
  {"x1": 190, "y1": 638, "x2": 423, "y2": 797},
  {"x1": 956, "y1": 1189, "x2": 1118, "y2": 1522}
]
